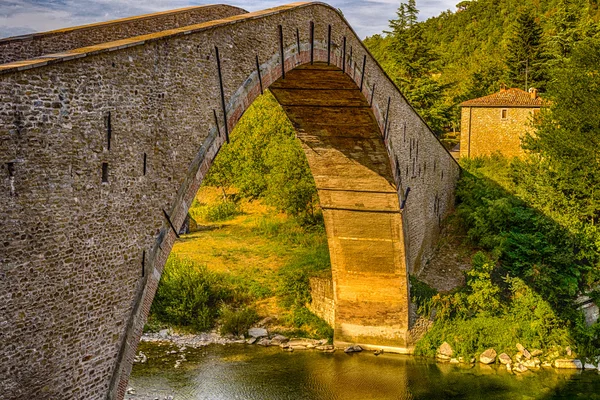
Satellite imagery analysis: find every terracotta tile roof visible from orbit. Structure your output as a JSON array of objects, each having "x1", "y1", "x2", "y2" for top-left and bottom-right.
[{"x1": 460, "y1": 88, "x2": 543, "y2": 107}]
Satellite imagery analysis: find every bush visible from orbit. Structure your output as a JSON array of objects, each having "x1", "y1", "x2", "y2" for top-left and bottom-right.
[
  {"x1": 219, "y1": 306, "x2": 259, "y2": 336},
  {"x1": 201, "y1": 200, "x2": 241, "y2": 222},
  {"x1": 409, "y1": 275, "x2": 437, "y2": 317},
  {"x1": 150, "y1": 256, "x2": 234, "y2": 331},
  {"x1": 416, "y1": 274, "x2": 573, "y2": 358}
]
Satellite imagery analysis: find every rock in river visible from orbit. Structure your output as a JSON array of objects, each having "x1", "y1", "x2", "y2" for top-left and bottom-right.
[
  {"x1": 498, "y1": 353, "x2": 511, "y2": 365},
  {"x1": 479, "y1": 349, "x2": 497, "y2": 364},
  {"x1": 248, "y1": 328, "x2": 268, "y2": 338}
]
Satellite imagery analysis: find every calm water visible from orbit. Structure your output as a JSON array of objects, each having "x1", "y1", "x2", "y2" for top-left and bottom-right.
[{"x1": 129, "y1": 341, "x2": 600, "y2": 400}]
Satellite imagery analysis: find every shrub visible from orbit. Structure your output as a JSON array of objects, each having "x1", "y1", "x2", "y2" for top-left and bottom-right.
[
  {"x1": 219, "y1": 306, "x2": 259, "y2": 336},
  {"x1": 201, "y1": 200, "x2": 241, "y2": 222},
  {"x1": 150, "y1": 256, "x2": 234, "y2": 331}
]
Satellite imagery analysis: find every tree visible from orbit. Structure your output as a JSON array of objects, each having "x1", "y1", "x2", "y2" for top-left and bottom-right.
[
  {"x1": 521, "y1": 38, "x2": 600, "y2": 226},
  {"x1": 505, "y1": 9, "x2": 546, "y2": 90},
  {"x1": 545, "y1": 0, "x2": 583, "y2": 61},
  {"x1": 204, "y1": 91, "x2": 319, "y2": 220}
]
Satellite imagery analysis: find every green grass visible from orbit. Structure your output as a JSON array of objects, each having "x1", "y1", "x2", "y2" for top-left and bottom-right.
[{"x1": 148, "y1": 194, "x2": 333, "y2": 339}]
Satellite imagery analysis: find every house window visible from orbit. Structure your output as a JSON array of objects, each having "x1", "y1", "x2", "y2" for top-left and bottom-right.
[{"x1": 501, "y1": 109, "x2": 508, "y2": 120}]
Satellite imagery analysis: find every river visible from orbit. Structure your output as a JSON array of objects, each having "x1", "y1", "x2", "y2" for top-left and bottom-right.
[{"x1": 128, "y1": 341, "x2": 600, "y2": 399}]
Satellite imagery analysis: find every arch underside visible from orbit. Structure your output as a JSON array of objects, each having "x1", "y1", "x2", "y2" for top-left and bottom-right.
[{"x1": 270, "y1": 63, "x2": 409, "y2": 348}]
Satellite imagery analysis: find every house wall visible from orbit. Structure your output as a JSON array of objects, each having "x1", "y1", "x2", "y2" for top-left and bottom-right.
[{"x1": 460, "y1": 106, "x2": 538, "y2": 158}]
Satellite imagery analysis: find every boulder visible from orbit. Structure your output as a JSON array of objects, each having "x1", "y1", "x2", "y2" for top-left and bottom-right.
[
  {"x1": 522, "y1": 359, "x2": 538, "y2": 369},
  {"x1": 246, "y1": 337, "x2": 257, "y2": 345},
  {"x1": 554, "y1": 359, "x2": 583, "y2": 369},
  {"x1": 515, "y1": 352, "x2": 523, "y2": 362},
  {"x1": 450, "y1": 358, "x2": 459, "y2": 364},
  {"x1": 256, "y1": 338, "x2": 271, "y2": 346},
  {"x1": 584, "y1": 362, "x2": 597, "y2": 370},
  {"x1": 513, "y1": 363, "x2": 528, "y2": 373},
  {"x1": 248, "y1": 328, "x2": 268, "y2": 338},
  {"x1": 479, "y1": 348, "x2": 497, "y2": 364},
  {"x1": 270, "y1": 335, "x2": 289, "y2": 345},
  {"x1": 438, "y1": 342, "x2": 453, "y2": 358},
  {"x1": 498, "y1": 353, "x2": 512, "y2": 365},
  {"x1": 531, "y1": 349, "x2": 543, "y2": 357},
  {"x1": 516, "y1": 343, "x2": 532, "y2": 359},
  {"x1": 344, "y1": 345, "x2": 363, "y2": 353}
]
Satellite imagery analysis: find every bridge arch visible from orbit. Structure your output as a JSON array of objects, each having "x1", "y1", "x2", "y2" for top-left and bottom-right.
[{"x1": 0, "y1": 3, "x2": 459, "y2": 399}]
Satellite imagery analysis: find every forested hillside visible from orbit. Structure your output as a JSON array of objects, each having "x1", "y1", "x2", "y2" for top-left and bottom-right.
[
  {"x1": 365, "y1": 0, "x2": 600, "y2": 358},
  {"x1": 364, "y1": 0, "x2": 600, "y2": 134}
]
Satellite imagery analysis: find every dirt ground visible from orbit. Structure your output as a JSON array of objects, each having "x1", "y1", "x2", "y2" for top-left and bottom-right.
[{"x1": 416, "y1": 218, "x2": 474, "y2": 293}]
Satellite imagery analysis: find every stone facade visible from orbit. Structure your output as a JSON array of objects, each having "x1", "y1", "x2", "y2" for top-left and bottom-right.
[
  {"x1": 308, "y1": 277, "x2": 335, "y2": 326},
  {"x1": 0, "y1": 5, "x2": 247, "y2": 64},
  {"x1": 459, "y1": 88, "x2": 542, "y2": 158},
  {"x1": 0, "y1": 3, "x2": 459, "y2": 399}
]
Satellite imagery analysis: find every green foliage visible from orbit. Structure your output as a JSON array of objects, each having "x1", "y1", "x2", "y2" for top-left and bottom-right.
[
  {"x1": 504, "y1": 9, "x2": 546, "y2": 90},
  {"x1": 281, "y1": 307, "x2": 334, "y2": 341},
  {"x1": 151, "y1": 256, "x2": 234, "y2": 331},
  {"x1": 364, "y1": 0, "x2": 600, "y2": 134},
  {"x1": 199, "y1": 199, "x2": 241, "y2": 222},
  {"x1": 421, "y1": 155, "x2": 600, "y2": 357},
  {"x1": 219, "y1": 306, "x2": 259, "y2": 336},
  {"x1": 409, "y1": 275, "x2": 437, "y2": 316},
  {"x1": 277, "y1": 241, "x2": 331, "y2": 309},
  {"x1": 417, "y1": 271, "x2": 573, "y2": 358},
  {"x1": 522, "y1": 38, "x2": 600, "y2": 227},
  {"x1": 203, "y1": 91, "x2": 319, "y2": 222}
]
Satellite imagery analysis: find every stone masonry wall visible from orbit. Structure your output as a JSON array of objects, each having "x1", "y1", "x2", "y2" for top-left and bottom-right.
[
  {"x1": 0, "y1": 3, "x2": 460, "y2": 398},
  {"x1": 459, "y1": 106, "x2": 537, "y2": 158},
  {"x1": 0, "y1": 5, "x2": 247, "y2": 65},
  {"x1": 308, "y1": 277, "x2": 335, "y2": 327}
]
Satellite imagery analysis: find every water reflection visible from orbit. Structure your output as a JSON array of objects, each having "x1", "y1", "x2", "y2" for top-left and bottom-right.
[{"x1": 129, "y1": 342, "x2": 600, "y2": 400}]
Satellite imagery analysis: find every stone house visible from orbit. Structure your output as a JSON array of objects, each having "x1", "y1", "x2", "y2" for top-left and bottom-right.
[{"x1": 459, "y1": 87, "x2": 542, "y2": 158}]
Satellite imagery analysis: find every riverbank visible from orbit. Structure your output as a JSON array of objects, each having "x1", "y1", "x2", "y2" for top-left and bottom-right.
[
  {"x1": 127, "y1": 340, "x2": 600, "y2": 400},
  {"x1": 137, "y1": 328, "x2": 600, "y2": 374}
]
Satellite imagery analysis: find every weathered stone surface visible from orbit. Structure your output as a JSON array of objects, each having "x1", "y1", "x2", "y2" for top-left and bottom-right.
[
  {"x1": 522, "y1": 359, "x2": 538, "y2": 369},
  {"x1": 308, "y1": 277, "x2": 335, "y2": 327},
  {"x1": 256, "y1": 338, "x2": 271, "y2": 347},
  {"x1": 0, "y1": 3, "x2": 459, "y2": 399},
  {"x1": 479, "y1": 349, "x2": 497, "y2": 364},
  {"x1": 438, "y1": 342, "x2": 453, "y2": 358},
  {"x1": 270, "y1": 335, "x2": 289, "y2": 345},
  {"x1": 513, "y1": 363, "x2": 528, "y2": 373},
  {"x1": 498, "y1": 353, "x2": 512, "y2": 365},
  {"x1": 460, "y1": 91, "x2": 540, "y2": 159},
  {"x1": 584, "y1": 362, "x2": 597, "y2": 370},
  {"x1": 344, "y1": 345, "x2": 363, "y2": 353},
  {"x1": 0, "y1": 5, "x2": 247, "y2": 64},
  {"x1": 516, "y1": 343, "x2": 532, "y2": 359},
  {"x1": 248, "y1": 328, "x2": 268, "y2": 338},
  {"x1": 554, "y1": 359, "x2": 583, "y2": 369},
  {"x1": 531, "y1": 349, "x2": 543, "y2": 357}
]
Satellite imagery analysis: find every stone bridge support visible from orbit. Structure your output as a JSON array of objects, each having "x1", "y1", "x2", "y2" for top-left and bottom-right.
[{"x1": 0, "y1": 3, "x2": 459, "y2": 399}]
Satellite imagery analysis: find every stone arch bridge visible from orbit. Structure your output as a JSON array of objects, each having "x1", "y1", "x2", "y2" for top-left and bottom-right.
[{"x1": 0, "y1": 3, "x2": 459, "y2": 399}]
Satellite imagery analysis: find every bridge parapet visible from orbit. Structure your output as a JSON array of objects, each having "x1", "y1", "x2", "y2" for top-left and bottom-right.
[{"x1": 0, "y1": 5, "x2": 247, "y2": 65}]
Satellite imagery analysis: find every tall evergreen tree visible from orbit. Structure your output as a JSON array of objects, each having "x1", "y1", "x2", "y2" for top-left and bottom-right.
[
  {"x1": 546, "y1": 0, "x2": 583, "y2": 60},
  {"x1": 505, "y1": 10, "x2": 546, "y2": 90}
]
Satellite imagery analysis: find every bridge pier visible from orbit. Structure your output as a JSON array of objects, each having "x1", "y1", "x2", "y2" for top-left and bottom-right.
[{"x1": 271, "y1": 64, "x2": 410, "y2": 350}]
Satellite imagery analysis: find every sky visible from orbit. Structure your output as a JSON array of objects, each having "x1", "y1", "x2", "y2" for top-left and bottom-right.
[{"x1": 0, "y1": 0, "x2": 458, "y2": 39}]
